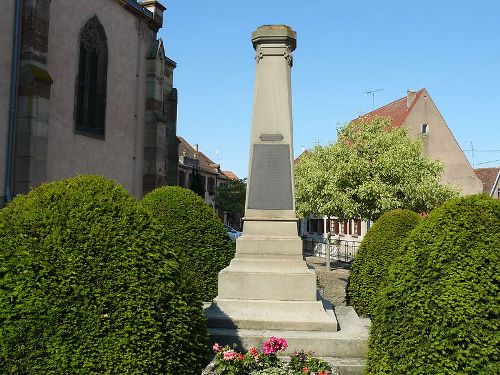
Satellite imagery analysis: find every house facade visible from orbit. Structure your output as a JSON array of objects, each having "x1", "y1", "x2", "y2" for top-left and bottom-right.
[
  {"x1": 474, "y1": 167, "x2": 500, "y2": 199},
  {"x1": 298, "y1": 89, "x2": 483, "y2": 258},
  {"x1": 365, "y1": 89, "x2": 482, "y2": 195},
  {"x1": 1, "y1": 0, "x2": 178, "y2": 206},
  {"x1": 177, "y1": 137, "x2": 241, "y2": 228}
]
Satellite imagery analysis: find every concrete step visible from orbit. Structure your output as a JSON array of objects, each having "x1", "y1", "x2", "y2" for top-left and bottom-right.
[
  {"x1": 202, "y1": 356, "x2": 366, "y2": 375},
  {"x1": 205, "y1": 295, "x2": 338, "y2": 332},
  {"x1": 322, "y1": 357, "x2": 366, "y2": 375},
  {"x1": 209, "y1": 306, "x2": 370, "y2": 359}
]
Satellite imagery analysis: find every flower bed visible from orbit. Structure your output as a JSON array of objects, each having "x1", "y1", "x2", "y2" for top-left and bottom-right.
[{"x1": 206, "y1": 337, "x2": 338, "y2": 375}]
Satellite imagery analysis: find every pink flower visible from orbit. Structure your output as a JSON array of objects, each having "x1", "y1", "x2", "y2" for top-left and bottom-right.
[
  {"x1": 302, "y1": 367, "x2": 309, "y2": 373},
  {"x1": 212, "y1": 343, "x2": 222, "y2": 352},
  {"x1": 223, "y1": 350, "x2": 238, "y2": 361},
  {"x1": 262, "y1": 336, "x2": 288, "y2": 354}
]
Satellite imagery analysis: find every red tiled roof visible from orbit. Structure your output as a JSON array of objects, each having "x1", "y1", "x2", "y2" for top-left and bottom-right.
[
  {"x1": 355, "y1": 88, "x2": 426, "y2": 127},
  {"x1": 178, "y1": 136, "x2": 218, "y2": 173},
  {"x1": 294, "y1": 149, "x2": 309, "y2": 165},
  {"x1": 177, "y1": 136, "x2": 236, "y2": 180},
  {"x1": 222, "y1": 171, "x2": 239, "y2": 180},
  {"x1": 474, "y1": 167, "x2": 500, "y2": 195}
]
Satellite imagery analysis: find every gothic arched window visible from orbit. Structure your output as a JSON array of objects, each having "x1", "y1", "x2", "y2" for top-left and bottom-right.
[{"x1": 75, "y1": 16, "x2": 108, "y2": 137}]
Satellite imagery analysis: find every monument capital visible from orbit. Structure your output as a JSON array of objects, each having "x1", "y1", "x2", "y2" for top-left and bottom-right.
[{"x1": 251, "y1": 25, "x2": 297, "y2": 51}]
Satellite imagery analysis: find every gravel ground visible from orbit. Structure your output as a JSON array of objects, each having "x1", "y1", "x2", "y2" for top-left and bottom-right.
[{"x1": 305, "y1": 256, "x2": 351, "y2": 306}]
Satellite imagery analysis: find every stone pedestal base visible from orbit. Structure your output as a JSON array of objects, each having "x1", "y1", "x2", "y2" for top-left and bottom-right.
[{"x1": 207, "y1": 219, "x2": 339, "y2": 332}]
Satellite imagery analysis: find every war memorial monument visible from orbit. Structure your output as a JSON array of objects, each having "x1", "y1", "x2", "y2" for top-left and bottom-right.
[{"x1": 205, "y1": 25, "x2": 369, "y2": 374}]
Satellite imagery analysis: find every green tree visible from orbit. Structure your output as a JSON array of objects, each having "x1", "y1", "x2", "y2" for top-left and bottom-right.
[
  {"x1": 141, "y1": 186, "x2": 235, "y2": 300},
  {"x1": 214, "y1": 178, "x2": 246, "y2": 223},
  {"x1": 294, "y1": 116, "x2": 457, "y2": 221},
  {"x1": 189, "y1": 167, "x2": 205, "y2": 198},
  {"x1": 0, "y1": 176, "x2": 209, "y2": 374},
  {"x1": 366, "y1": 194, "x2": 500, "y2": 374},
  {"x1": 347, "y1": 209, "x2": 422, "y2": 317}
]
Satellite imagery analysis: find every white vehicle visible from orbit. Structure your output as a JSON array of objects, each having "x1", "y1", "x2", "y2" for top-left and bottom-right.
[{"x1": 224, "y1": 224, "x2": 242, "y2": 242}]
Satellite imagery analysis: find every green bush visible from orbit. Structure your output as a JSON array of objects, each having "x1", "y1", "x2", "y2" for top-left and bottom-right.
[
  {"x1": 366, "y1": 194, "x2": 500, "y2": 374},
  {"x1": 347, "y1": 209, "x2": 421, "y2": 317},
  {"x1": 0, "y1": 175, "x2": 209, "y2": 374},
  {"x1": 141, "y1": 186, "x2": 235, "y2": 300}
]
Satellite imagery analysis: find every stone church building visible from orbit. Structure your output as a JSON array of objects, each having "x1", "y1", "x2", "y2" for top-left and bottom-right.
[{"x1": 0, "y1": 0, "x2": 178, "y2": 206}]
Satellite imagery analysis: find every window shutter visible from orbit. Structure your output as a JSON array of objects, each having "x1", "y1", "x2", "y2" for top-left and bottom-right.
[{"x1": 319, "y1": 219, "x2": 324, "y2": 234}]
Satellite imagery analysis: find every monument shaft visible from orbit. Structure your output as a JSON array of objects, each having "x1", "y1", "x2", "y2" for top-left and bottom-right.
[{"x1": 246, "y1": 25, "x2": 296, "y2": 218}]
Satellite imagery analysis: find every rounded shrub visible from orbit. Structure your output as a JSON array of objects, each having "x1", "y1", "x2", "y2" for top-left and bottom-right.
[
  {"x1": 0, "y1": 175, "x2": 209, "y2": 374},
  {"x1": 366, "y1": 195, "x2": 500, "y2": 374},
  {"x1": 347, "y1": 209, "x2": 421, "y2": 317},
  {"x1": 141, "y1": 186, "x2": 235, "y2": 300}
]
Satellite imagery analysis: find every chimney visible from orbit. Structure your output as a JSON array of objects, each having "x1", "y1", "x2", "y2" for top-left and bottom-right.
[
  {"x1": 407, "y1": 89, "x2": 417, "y2": 108},
  {"x1": 140, "y1": 1, "x2": 166, "y2": 31}
]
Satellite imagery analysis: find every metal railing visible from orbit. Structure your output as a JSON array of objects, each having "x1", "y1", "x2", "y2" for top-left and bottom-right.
[{"x1": 302, "y1": 237, "x2": 360, "y2": 263}]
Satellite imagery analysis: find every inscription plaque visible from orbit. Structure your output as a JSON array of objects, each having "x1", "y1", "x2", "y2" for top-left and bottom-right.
[
  {"x1": 260, "y1": 133, "x2": 284, "y2": 141},
  {"x1": 247, "y1": 144, "x2": 293, "y2": 210}
]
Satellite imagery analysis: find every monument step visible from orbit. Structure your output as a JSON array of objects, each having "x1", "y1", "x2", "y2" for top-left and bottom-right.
[
  {"x1": 206, "y1": 298, "x2": 338, "y2": 331},
  {"x1": 222, "y1": 258, "x2": 316, "y2": 273},
  {"x1": 207, "y1": 306, "x2": 369, "y2": 358},
  {"x1": 285, "y1": 357, "x2": 366, "y2": 375},
  {"x1": 202, "y1": 356, "x2": 366, "y2": 375},
  {"x1": 209, "y1": 327, "x2": 368, "y2": 359},
  {"x1": 321, "y1": 357, "x2": 366, "y2": 375}
]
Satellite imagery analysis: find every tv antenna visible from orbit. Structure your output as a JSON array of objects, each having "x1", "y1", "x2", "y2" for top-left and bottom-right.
[{"x1": 364, "y1": 88, "x2": 385, "y2": 110}]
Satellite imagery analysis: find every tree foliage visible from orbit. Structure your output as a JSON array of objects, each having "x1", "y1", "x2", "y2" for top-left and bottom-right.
[
  {"x1": 294, "y1": 116, "x2": 457, "y2": 221},
  {"x1": 347, "y1": 209, "x2": 421, "y2": 317},
  {"x1": 0, "y1": 175, "x2": 209, "y2": 374},
  {"x1": 141, "y1": 186, "x2": 235, "y2": 300},
  {"x1": 366, "y1": 194, "x2": 500, "y2": 374},
  {"x1": 214, "y1": 178, "x2": 246, "y2": 219}
]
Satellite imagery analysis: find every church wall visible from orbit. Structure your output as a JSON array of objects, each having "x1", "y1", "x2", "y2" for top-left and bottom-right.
[
  {"x1": 0, "y1": 1, "x2": 15, "y2": 205},
  {"x1": 404, "y1": 92, "x2": 483, "y2": 195},
  {"x1": 46, "y1": 0, "x2": 156, "y2": 198}
]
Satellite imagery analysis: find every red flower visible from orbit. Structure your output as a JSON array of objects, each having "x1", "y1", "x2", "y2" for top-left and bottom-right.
[{"x1": 302, "y1": 367, "x2": 309, "y2": 373}]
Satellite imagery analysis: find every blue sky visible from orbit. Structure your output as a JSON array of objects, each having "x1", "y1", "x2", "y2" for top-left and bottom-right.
[{"x1": 158, "y1": 0, "x2": 500, "y2": 179}]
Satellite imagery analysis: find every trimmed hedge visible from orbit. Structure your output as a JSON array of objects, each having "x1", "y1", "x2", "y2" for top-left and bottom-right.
[
  {"x1": 0, "y1": 176, "x2": 209, "y2": 374},
  {"x1": 347, "y1": 209, "x2": 421, "y2": 317},
  {"x1": 366, "y1": 195, "x2": 500, "y2": 374},
  {"x1": 141, "y1": 186, "x2": 235, "y2": 300}
]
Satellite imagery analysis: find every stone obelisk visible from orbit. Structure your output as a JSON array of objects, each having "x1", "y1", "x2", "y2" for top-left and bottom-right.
[{"x1": 206, "y1": 25, "x2": 337, "y2": 334}]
